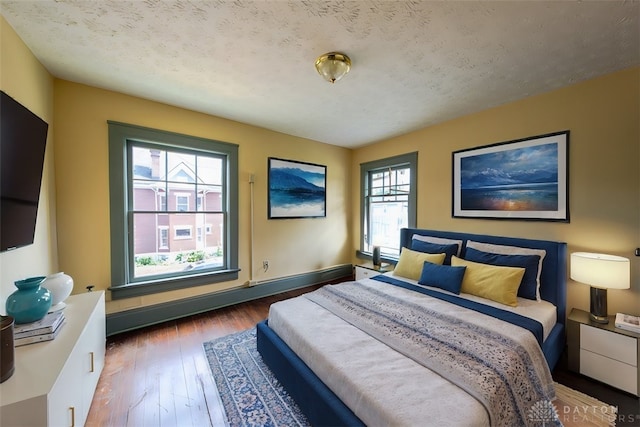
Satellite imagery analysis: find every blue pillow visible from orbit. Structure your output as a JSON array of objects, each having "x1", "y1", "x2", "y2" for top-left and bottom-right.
[
  {"x1": 463, "y1": 247, "x2": 541, "y2": 300},
  {"x1": 418, "y1": 261, "x2": 466, "y2": 294},
  {"x1": 411, "y1": 240, "x2": 459, "y2": 265}
]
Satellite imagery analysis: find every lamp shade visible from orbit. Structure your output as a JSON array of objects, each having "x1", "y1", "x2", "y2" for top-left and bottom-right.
[{"x1": 570, "y1": 252, "x2": 630, "y2": 289}]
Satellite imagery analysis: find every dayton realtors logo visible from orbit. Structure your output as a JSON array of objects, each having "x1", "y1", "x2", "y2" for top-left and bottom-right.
[
  {"x1": 532, "y1": 398, "x2": 619, "y2": 426},
  {"x1": 527, "y1": 399, "x2": 560, "y2": 426}
]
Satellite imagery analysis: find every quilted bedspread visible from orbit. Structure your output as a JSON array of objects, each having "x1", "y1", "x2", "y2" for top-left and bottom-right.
[{"x1": 304, "y1": 281, "x2": 559, "y2": 427}]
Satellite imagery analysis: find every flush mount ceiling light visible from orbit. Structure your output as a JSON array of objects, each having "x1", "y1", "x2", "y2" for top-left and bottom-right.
[{"x1": 315, "y1": 52, "x2": 351, "y2": 83}]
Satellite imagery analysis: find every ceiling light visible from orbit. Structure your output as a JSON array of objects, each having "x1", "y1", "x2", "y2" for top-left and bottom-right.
[{"x1": 315, "y1": 52, "x2": 351, "y2": 83}]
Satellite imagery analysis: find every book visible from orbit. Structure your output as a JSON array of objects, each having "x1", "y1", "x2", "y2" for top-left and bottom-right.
[
  {"x1": 615, "y1": 312, "x2": 640, "y2": 334},
  {"x1": 14, "y1": 311, "x2": 65, "y2": 339},
  {"x1": 14, "y1": 320, "x2": 66, "y2": 347}
]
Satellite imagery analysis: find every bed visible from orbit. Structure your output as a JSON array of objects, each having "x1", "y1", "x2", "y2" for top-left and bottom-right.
[{"x1": 256, "y1": 228, "x2": 567, "y2": 426}]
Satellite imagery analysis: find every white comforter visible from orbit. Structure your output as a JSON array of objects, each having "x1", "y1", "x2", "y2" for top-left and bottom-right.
[{"x1": 268, "y1": 274, "x2": 557, "y2": 427}]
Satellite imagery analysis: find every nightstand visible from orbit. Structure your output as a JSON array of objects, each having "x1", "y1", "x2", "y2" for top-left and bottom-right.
[
  {"x1": 354, "y1": 262, "x2": 393, "y2": 280},
  {"x1": 567, "y1": 308, "x2": 639, "y2": 396}
]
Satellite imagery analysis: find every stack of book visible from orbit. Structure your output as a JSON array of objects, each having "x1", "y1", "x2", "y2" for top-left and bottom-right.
[
  {"x1": 14, "y1": 311, "x2": 66, "y2": 347},
  {"x1": 615, "y1": 312, "x2": 640, "y2": 334}
]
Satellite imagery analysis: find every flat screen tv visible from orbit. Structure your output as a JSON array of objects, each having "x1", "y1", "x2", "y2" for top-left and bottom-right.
[{"x1": 1, "y1": 90, "x2": 49, "y2": 252}]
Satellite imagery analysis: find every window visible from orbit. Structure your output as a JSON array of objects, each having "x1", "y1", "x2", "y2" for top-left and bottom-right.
[
  {"x1": 175, "y1": 194, "x2": 189, "y2": 211},
  {"x1": 174, "y1": 225, "x2": 192, "y2": 240},
  {"x1": 360, "y1": 152, "x2": 417, "y2": 258},
  {"x1": 108, "y1": 121, "x2": 239, "y2": 299},
  {"x1": 158, "y1": 226, "x2": 169, "y2": 249}
]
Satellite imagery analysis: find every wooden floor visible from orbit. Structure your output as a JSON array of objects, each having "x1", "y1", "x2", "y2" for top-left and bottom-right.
[
  {"x1": 87, "y1": 285, "x2": 640, "y2": 427},
  {"x1": 86, "y1": 285, "x2": 321, "y2": 427}
]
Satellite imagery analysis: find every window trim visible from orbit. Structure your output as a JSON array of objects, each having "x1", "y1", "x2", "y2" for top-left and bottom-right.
[
  {"x1": 158, "y1": 226, "x2": 169, "y2": 250},
  {"x1": 108, "y1": 121, "x2": 239, "y2": 300},
  {"x1": 359, "y1": 152, "x2": 418, "y2": 261},
  {"x1": 174, "y1": 225, "x2": 193, "y2": 240},
  {"x1": 175, "y1": 193, "x2": 190, "y2": 211}
]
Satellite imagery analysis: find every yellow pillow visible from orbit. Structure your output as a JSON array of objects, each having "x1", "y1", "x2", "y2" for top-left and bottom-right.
[
  {"x1": 451, "y1": 256, "x2": 524, "y2": 307},
  {"x1": 393, "y1": 248, "x2": 446, "y2": 281}
]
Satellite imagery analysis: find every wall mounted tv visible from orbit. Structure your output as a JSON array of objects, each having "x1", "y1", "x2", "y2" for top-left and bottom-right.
[{"x1": 1, "y1": 90, "x2": 49, "y2": 252}]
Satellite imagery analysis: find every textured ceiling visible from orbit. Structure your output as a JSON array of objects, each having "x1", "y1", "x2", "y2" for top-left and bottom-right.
[{"x1": 1, "y1": 1, "x2": 639, "y2": 148}]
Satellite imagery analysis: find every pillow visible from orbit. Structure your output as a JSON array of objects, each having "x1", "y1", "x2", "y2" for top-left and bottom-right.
[
  {"x1": 412, "y1": 235, "x2": 463, "y2": 256},
  {"x1": 451, "y1": 256, "x2": 525, "y2": 307},
  {"x1": 464, "y1": 247, "x2": 541, "y2": 301},
  {"x1": 418, "y1": 262, "x2": 466, "y2": 294},
  {"x1": 466, "y1": 240, "x2": 546, "y2": 300},
  {"x1": 393, "y1": 248, "x2": 446, "y2": 281},
  {"x1": 411, "y1": 239, "x2": 459, "y2": 265}
]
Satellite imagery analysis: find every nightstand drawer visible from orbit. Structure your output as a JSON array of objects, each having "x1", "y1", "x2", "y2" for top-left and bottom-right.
[
  {"x1": 580, "y1": 324, "x2": 637, "y2": 366},
  {"x1": 354, "y1": 263, "x2": 392, "y2": 281},
  {"x1": 355, "y1": 266, "x2": 379, "y2": 280},
  {"x1": 580, "y1": 349, "x2": 638, "y2": 395}
]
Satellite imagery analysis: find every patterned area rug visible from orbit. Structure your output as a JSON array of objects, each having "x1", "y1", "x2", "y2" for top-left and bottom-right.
[
  {"x1": 203, "y1": 327, "x2": 310, "y2": 427},
  {"x1": 203, "y1": 328, "x2": 616, "y2": 427}
]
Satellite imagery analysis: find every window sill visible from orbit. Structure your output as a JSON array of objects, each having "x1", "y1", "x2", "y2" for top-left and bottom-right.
[{"x1": 109, "y1": 268, "x2": 240, "y2": 300}]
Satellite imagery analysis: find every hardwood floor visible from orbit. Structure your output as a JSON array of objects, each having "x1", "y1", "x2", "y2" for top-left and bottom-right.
[
  {"x1": 86, "y1": 285, "x2": 322, "y2": 427},
  {"x1": 87, "y1": 285, "x2": 639, "y2": 427}
]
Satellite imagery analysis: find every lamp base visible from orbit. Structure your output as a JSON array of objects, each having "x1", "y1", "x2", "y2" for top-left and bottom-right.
[
  {"x1": 589, "y1": 313, "x2": 609, "y2": 324},
  {"x1": 590, "y1": 286, "x2": 609, "y2": 324}
]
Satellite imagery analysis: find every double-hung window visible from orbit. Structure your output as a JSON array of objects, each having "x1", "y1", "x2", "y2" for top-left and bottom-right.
[
  {"x1": 360, "y1": 152, "x2": 417, "y2": 259},
  {"x1": 108, "y1": 122, "x2": 239, "y2": 299}
]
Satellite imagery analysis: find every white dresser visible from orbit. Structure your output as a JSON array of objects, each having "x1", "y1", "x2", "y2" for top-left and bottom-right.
[
  {"x1": 0, "y1": 291, "x2": 106, "y2": 426},
  {"x1": 567, "y1": 308, "x2": 639, "y2": 396}
]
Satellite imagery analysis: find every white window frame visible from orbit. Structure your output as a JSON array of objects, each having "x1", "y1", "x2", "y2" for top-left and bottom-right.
[
  {"x1": 158, "y1": 226, "x2": 169, "y2": 249},
  {"x1": 175, "y1": 193, "x2": 190, "y2": 212},
  {"x1": 174, "y1": 225, "x2": 192, "y2": 240}
]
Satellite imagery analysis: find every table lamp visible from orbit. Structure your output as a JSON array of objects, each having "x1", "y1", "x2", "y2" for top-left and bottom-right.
[{"x1": 570, "y1": 252, "x2": 630, "y2": 323}]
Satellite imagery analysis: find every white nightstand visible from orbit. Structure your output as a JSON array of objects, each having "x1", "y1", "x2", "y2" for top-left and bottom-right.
[
  {"x1": 567, "y1": 308, "x2": 639, "y2": 396},
  {"x1": 354, "y1": 262, "x2": 393, "y2": 280}
]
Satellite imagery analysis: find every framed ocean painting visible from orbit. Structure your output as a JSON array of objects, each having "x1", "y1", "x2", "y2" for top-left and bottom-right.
[
  {"x1": 452, "y1": 131, "x2": 569, "y2": 221},
  {"x1": 268, "y1": 157, "x2": 327, "y2": 219}
]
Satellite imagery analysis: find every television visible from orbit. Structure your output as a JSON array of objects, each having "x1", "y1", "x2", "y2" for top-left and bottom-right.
[{"x1": 1, "y1": 90, "x2": 49, "y2": 252}]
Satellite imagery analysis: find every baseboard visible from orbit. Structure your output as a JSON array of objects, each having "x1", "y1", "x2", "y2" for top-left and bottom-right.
[{"x1": 106, "y1": 264, "x2": 353, "y2": 336}]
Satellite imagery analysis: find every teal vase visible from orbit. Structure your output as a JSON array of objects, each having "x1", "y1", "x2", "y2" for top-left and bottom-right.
[{"x1": 5, "y1": 276, "x2": 52, "y2": 324}]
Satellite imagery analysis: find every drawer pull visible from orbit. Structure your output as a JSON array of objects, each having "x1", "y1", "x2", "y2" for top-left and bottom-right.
[
  {"x1": 70, "y1": 406, "x2": 75, "y2": 427},
  {"x1": 90, "y1": 351, "x2": 95, "y2": 372}
]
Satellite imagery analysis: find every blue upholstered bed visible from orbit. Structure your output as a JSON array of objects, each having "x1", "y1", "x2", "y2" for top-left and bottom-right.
[{"x1": 257, "y1": 228, "x2": 567, "y2": 426}]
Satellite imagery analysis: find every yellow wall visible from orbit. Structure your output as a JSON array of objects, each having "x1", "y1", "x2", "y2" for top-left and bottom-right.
[
  {"x1": 352, "y1": 67, "x2": 640, "y2": 316},
  {"x1": 53, "y1": 81, "x2": 352, "y2": 313},
  {"x1": 2, "y1": 14, "x2": 638, "y2": 319},
  {"x1": 0, "y1": 16, "x2": 57, "y2": 306}
]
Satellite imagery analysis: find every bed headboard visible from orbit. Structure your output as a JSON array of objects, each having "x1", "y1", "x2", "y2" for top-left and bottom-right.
[{"x1": 399, "y1": 228, "x2": 568, "y2": 325}]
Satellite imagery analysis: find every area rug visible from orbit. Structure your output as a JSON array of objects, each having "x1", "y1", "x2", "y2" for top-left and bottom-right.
[
  {"x1": 203, "y1": 327, "x2": 310, "y2": 427},
  {"x1": 203, "y1": 328, "x2": 617, "y2": 427}
]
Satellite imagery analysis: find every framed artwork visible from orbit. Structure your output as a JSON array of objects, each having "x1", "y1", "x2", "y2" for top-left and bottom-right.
[
  {"x1": 268, "y1": 157, "x2": 326, "y2": 219},
  {"x1": 452, "y1": 131, "x2": 569, "y2": 221}
]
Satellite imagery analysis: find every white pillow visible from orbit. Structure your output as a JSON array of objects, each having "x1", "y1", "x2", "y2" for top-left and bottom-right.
[
  {"x1": 412, "y1": 235, "x2": 463, "y2": 256},
  {"x1": 466, "y1": 240, "x2": 546, "y2": 300}
]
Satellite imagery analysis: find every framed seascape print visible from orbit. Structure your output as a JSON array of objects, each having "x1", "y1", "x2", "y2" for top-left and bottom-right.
[
  {"x1": 268, "y1": 157, "x2": 327, "y2": 219},
  {"x1": 452, "y1": 131, "x2": 569, "y2": 222}
]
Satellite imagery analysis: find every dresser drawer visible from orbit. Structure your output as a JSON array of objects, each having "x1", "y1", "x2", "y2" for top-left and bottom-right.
[
  {"x1": 580, "y1": 324, "x2": 637, "y2": 366},
  {"x1": 581, "y1": 349, "x2": 638, "y2": 395}
]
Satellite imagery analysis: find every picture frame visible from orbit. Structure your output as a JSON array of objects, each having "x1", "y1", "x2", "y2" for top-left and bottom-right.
[
  {"x1": 268, "y1": 157, "x2": 327, "y2": 219},
  {"x1": 452, "y1": 131, "x2": 569, "y2": 222}
]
